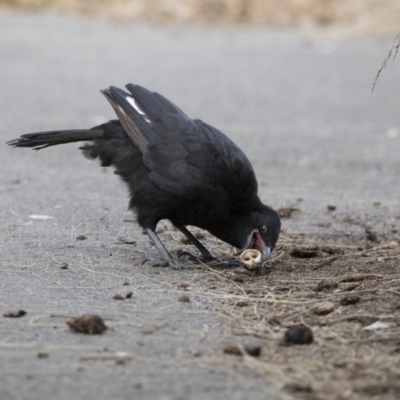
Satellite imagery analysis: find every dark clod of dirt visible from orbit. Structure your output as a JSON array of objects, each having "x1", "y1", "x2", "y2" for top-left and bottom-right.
[
  {"x1": 327, "y1": 204, "x2": 336, "y2": 212},
  {"x1": 223, "y1": 344, "x2": 262, "y2": 357},
  {"x1": 284, "y1": 382, "x2": 313, "y2": 393},
  {"x1": 340, "y1": 294, "x2": 360, "y2": 306},
  {"x1": 67, "y1": 314, "x2": 108, "y2": 334},
  {"x1": 277, "y1": 207, "x2": 300, "y2": 219},
  {"x1": 315, "y1": 280, "x2": 339, "y2": 292},
  {"x1": 3, "y1": 309, "x2": 26, "y2": 318},
  {"x1": 365, "y1": 227, "x2": 379, "y2": 242},
  {"x1": 355, "y1": 382, "x2": 400, "y2": 396},
  {"x1": 113, "y1": 294, "x2": 125, "y2": 300},
  {"x1": 76, "y1": 235, "x2": 87, "y2": 240},
  {"x1": 178, "y1": 295, "x2": 190, "y2": 303},
  {"x1": 37, "y1": 352, "x2": 49, "y2": 359},
  {"x1": 290, "y1": 247, "x2": 319, "y2": 258},
  {"x1": 125, "y1": 291, "x2": 133, "y2": 299},
  {"x1": 283, "y1": 325, "x2": 314, "y2": 345},
  {"x1": 59, "y1": 262, "x2": 68, "y2": 269},
  {"x1": 177, "y1": 283, "x2": 190, "y2": 290},
  {"x1": 340, "y1": 273, "x2": 383, "y2": 283},
  {"x1": 244, "y1": 344, "x2": 262, "y2": 357}
]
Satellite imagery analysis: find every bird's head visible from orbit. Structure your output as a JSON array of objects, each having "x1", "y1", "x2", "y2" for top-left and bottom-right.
[
  {"x1": 241, "y1": 206, "x2": 281, "y2": 259},
  {"x1": 222, "y1": 205, "x2": 281, "y2": 266}
]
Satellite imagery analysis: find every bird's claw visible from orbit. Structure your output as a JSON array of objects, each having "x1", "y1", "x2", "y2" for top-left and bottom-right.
[
  {"x1": 142, "y1": 252, "x2": 241, "y2": 270},
  {"x1": 206, "y1": 259, "x2": 242, "y2": 269},
  {"x1": 177, "y1": 250, "x2": 241, "y2": 269},
  {"x1": 176, "y1": 250, "x2": 201, "y2": 263}
]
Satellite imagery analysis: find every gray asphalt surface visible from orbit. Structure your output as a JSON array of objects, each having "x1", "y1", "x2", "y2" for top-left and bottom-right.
[{"x1": 1, "y1": 12, "x2": 400, "y2": 400}]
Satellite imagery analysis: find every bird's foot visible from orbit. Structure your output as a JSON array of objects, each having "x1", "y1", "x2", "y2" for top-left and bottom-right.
[
  {"x1": 141, "y1": 252, "x2": 241, "y2": 270},
  {"x1": 177, "y1": 251, "x2": 241, "y2": 269},
  {"x1": 141, "y1": 255, "x2": 200, "y2": 270}
]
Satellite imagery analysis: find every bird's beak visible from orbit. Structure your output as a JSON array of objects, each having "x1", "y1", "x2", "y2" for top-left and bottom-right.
[
  {"x1": 263, "y1": 245, "x2": 271, "y2": 260},
  {"x1": 239, "y1": 230, "x2": 271, "y2": 267}
]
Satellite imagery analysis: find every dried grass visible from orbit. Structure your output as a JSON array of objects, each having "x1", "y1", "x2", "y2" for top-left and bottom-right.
[
  {"x1": 372, "y1": 32, "x2": 400, "y2": 92},
  {"x1": 166, "y1": 232, "x2": 400, "y2": 399}
]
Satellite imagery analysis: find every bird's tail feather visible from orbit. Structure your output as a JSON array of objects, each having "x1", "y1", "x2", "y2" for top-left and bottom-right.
[{"x1": 7, "y1": 129, "x2": 104, "y2": 150}]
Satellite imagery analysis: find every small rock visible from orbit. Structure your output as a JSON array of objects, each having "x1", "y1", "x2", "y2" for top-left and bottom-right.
[
  {"x1": 315, "y1": 280, "x2": 338, "y2": 292},
  {"x1": 125, "y1": 292, "x2": 133, "y2": 299},
  {"x1": 223, "y1": 344, "x2": 241, "y2": 356},
  {"x1": 113, "y1": 294, "x2": 125, "y2": 300},
  {"x1": 67, "y1": 314, "x2": 108, "y2": 334},
  {"x1": 76, "y1": 235, "x2": 87, "y2": 241},
  {"x1": 340, "y1": 273, "x2": 382, "y2": 283},
  {"x1": 60, "y1": 262, "x2": 68, "y2": 270},
  {"x1": 327, "y1": 204, "x2": 336, "y2": 212},
  {"x1": 313, "y1": 301, "x2": 335, "y2": 315},
  {"x1": 115, "y1": 357, "x2": 127, "y2": 365},
  {"x1": 340, "y1": 295, "x2": 360, "y2": 306},
  {"x1": 115, "y1": 236, "x2": 136, "y2": 244},
  {"x1": 277, "y1": 207, "x2": 300, "y2": 219},
  {"x1": 37, "y1": 352, "x2": 49, "y2": 359},
  {"x1": 178, "y1": 295, "x2": 190, "y2": 303},
  {"x1": 284, "y1": 382, "x2": 313, "y2": 393},
  {"x1": 283, "y1": 325, "x2": 313, "y2": 345},
  {"x1": 365, "y1": 228, "x2": 378, "y2": 242},
  {"x1": 3, "y1": 309, "x2": 27, "y2": 318},
  {"x1": 223, "y1": 344, "x2": 262, "y2": 357},
  {"x1": 290, "y1": 247, "x2": 319, "y2": 258},
  {"x1": 177, "y1": 283, "x2": 190, "y2": 290},
  {"x1": 243, "y1": 344, "x2": 262, "y2": 357}
]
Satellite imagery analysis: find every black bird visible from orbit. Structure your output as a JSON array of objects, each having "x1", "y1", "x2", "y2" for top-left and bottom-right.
[{"x1": 7, "y1": 84, "x2": 281, "y2": 268}]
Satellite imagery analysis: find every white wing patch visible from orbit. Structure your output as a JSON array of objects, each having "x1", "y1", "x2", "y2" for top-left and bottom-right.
[{"x1": 125, "y1": 95, "x2": 151, "y2": 124}]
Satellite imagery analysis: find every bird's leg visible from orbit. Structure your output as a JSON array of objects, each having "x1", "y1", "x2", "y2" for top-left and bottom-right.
[
  {"x1": 173, "y1": 224, "x2": 216, "y2": 262},
  {"x1": 145, "y1": 226, "x2": 240, "y2": 269},
  {"x1": 174, "y1": 225, "x2": 241, "y2": 268},
  {"x1": 145, "y1": 228, "x2": 180, "y2": 268}
]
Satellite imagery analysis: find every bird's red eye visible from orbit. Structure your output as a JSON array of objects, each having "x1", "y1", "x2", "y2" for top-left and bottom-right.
[{"x1": 260, "y1": 225, "x2": 267, "y2": 234}]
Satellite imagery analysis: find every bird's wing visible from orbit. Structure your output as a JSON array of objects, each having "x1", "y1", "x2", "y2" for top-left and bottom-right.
[
  {"x1": 183, "y1": 120, "x2": 259, "y2": 209},
  {"x1": 102, "y1": 84, "x2": 258, "y2": 200}
]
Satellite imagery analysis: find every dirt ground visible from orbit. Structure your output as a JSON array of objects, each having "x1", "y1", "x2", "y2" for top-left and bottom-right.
[
  {"x1": 1, "y1": 0, "x2": 400, "y2": 34},
  {"x1": 166, "y1": 225, "x2": 400, "y2": 399}
]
